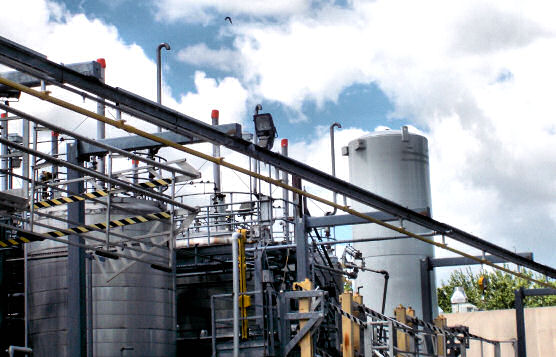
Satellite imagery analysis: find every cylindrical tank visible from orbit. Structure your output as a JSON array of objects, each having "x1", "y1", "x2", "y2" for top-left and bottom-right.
[
  {"x1": 28, "y1": 197, "x2": 174, "y2": 356},
  {"x1": 345, "y1": 127, "x2": 436, "y2": 318}
]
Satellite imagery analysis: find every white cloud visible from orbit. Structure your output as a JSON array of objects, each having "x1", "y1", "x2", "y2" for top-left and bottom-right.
[
  {"x1": 0, "y1": 0, "x2": 250, "y2": 186},
  {"x1": 155, "y1": 0, "x2": 312, "y2": 24},
  {"x1": 170, "y1": 0, "x2": 556, "y2": 267},
  {"x1": 177, "y1": 44, "x2": 239, "y2": 72}
]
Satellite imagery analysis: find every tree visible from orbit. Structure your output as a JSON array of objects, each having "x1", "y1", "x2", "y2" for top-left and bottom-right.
[{"x1": 437, "y1": 267, "x2": 556, "y2": 313}]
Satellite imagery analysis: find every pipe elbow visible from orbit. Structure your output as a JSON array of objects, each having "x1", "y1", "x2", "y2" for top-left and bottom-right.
[{"x1": 158, "y1": 43, "x2": 171, "y2": 51}]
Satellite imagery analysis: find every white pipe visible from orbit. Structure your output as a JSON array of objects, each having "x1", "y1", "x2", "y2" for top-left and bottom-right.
[
  {"x1": 7, "y1": 346, "x2": 33, "y2": 357},
  {"x1": 231, "y1": 231, "x2": 241, "y2": 357}
]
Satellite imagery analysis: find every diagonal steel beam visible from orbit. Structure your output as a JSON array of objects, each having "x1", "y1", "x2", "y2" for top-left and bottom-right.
[{"x1": 0, "y1": 36, "x2": 555, "y2": 278}]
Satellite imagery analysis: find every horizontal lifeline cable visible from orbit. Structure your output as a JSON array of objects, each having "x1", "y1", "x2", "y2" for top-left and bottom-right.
[{"x1": 0, "y1": 76, "x2": 552, "y2": 289}]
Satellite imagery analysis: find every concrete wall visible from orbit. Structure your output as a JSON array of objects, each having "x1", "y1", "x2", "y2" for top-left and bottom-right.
[{"x1": 445, "y1": 306, "x2": 556, "y2": 356}]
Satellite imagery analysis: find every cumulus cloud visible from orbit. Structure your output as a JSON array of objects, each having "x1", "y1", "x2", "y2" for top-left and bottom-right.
[
  {"x1": 169, "y1": 0, "x2": 556, "y2": 266},
  {"x1": 0, "y1": 0, "x2": 250, "y2": 187},
  {"x1": 155, "y1": 0, "x2": 312, "y2": 24}
]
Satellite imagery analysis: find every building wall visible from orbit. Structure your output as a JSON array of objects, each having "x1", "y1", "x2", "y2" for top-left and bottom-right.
[{"x1": 445, "y1": 306, "x2": 556, "y2": 356}]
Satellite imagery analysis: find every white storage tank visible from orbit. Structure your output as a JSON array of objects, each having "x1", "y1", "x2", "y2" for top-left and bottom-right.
[{"x1": 344, "y1": 127, "x2": 436, "y2": 318}]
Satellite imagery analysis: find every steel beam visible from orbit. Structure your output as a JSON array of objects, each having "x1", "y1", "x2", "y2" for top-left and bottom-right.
[
  {"x1": 430, "y1": 253, "x2": 534, "y2": 268},
  {"x1": 305, "y1": 210, "x2": 400, "y2": 228},
  {"x1": 78, "y1": 123, "x2": 242, "y2": 158},
  {"x1": 66, "y1": 142, "x2": 86, "y2": 357},
  {"x1": 521, "y1": 288, "x2": 556, "y2": 297},
  {"x1": 0, "y1": 61, "x2": 100, "y2": 97},
  {"x1": 1, "y1": 36, "x2": 555, "y2": 278}
]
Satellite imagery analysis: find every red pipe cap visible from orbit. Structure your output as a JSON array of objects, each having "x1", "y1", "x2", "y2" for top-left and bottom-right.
[
  {"x1": 0, "y1": 113, "x2": 6, "y2": 118},
  {"x1": 281, "y1": 139, "x2": 288, "y2": 147},
  {"x1": 211, "y1": 109, "x2": 219, "y2": 119},
  {"x1": 52, "y1": 131, "x2": 59, "y2": 137},
  {"x1": 96, "y1": 58, "x2": 106, "y2": 68}
]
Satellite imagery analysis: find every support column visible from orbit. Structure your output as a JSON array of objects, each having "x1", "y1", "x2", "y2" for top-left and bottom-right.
[
  {"x1": 295, "y1": 216, "x2": 308, "y2": 282},
  {"x1": 420, "y1": 258, "x2": 433, "y2": 323},
  {"x1": 341, "y1": 292, "x2": 354, "y2": 357},
  {"x1": 514, "y1": 288, "x2": 527, "y2": 357},
  {"x1": 434, "y1": 315, "x2": 447, "y2": 357},
  {"x1": 295, "y1": 279, "x2": 313, "y2": 357},
  {"x1": 66, "y1": 142, "x2": 86, "y2": 357}
]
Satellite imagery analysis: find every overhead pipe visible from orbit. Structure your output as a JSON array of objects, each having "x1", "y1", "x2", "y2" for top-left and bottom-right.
[
  {"x1": 3, "y1": 78, "x2": 553, "y2": 288},
  {"x1": 156, "y1": 43, "x2": 171, "y2": 133},
  {"x1": 326, "y1": 122, "x2": 341, "y2": 216},
  {"x1": 231, "y1": 231, "x2": 241, "y2": 357}
]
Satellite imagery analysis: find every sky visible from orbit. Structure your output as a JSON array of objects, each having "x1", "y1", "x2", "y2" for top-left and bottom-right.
[{"x1": 1, "y1": 0, "x2": 556, "y2": 278}]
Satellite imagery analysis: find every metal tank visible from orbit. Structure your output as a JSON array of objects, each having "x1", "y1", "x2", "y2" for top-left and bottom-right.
[
  {"x1": 344, "y1": 126, "x2": 436, "y2": 318},
  {"x1": 28, "y1": 197, "x2": 174, "y2": 356}
]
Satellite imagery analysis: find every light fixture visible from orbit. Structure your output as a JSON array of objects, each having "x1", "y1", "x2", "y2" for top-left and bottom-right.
[{"x1": 253, "y1": 104, "x2": 277, "y2": 150}]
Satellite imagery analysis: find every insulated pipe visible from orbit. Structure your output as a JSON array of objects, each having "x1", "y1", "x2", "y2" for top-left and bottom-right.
[
  {"x1": 0, "y1": 112, "x2": 7, "y2": 191},
  {"x1": 326, "y1": 122, "x2": 341, "y2": 215},
  {"x1": 156, "y1": 43, "x2": 171, "y2": 133},
  {"x1": 231, "y1": 231, "x2": 241, "y2": 357},
  {"x1": 281, "y1": 139, "x2": 289, "y2": 242},
  {"x1": 96, "y1": 58, "x2": 106, "y2": 178},
  {"x1": 211, "y1": 110, "x2": 221, "y2": 192},
  {"x1": 51, "y1": 131, "x2": 58, "y2": 197}
]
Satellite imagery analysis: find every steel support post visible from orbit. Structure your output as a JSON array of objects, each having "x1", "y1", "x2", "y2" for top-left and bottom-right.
[
  {"x1": 420, "y1": 258, "x2": 433, "y2": 323},
  {"x1": 514, "y1": 288, "x2": 527, "y2": 357},
  {"x1": 420, "y1": 258, "x2": 435, "y2": 354},
  {"x1": 295, "y1": 216, "x2": 309, "y2": 282},
  {"x1": 66, "y1": 142, "x2": 87, "y2": 357}
]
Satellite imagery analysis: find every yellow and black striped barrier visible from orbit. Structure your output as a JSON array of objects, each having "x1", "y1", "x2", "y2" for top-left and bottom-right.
[
  {"x1": 33, "y1": 178, "x2": 173, "y2": 209},
  {"x1": 0, "y1": 211, "x2": 171, "y2": 247}
]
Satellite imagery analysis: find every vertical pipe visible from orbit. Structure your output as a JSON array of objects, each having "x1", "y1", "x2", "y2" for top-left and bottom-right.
[
  {"x1": 132, "y1": 159, "x2": 139, "y2": 185},
  {"x1": 232, "y1": 231, "x2": 241, "y2": 357},
  {"x1": 211, "y1": 110, "x2": 221, "y2": 192},
  {"x1": 87, "y1": 255, "x2": 93, "y2": 357},
  {"x1": 26, "y1": 121, "x2": 38, "y2": 349},
  {"x1": 22, "y1": 118, "x2": 29, "y2": 197},
  {"x1": 51, "y1": 131, "x2": 58, "y2": 197},
  {"x1": 157, "y1": 43, "x2": 171, "y2": 133},
  {"x1": 170, "y1": 171, "x2": 177, "y2": 351},
  {"x1": 281, "y1": 139, "x2": 289, "y2": 243},
  {"x1": 96, "y1": 59, "x2": 106, "y2": 178},
  {"x1": 0, "y1": 112, "x2": 7, "y2": 191},
  {"x1": 105, "y1": 153, "x2": 112, "y2": 249},
  {"x1": 327, "y1": 122, "x2": 341, "y2": 215}
]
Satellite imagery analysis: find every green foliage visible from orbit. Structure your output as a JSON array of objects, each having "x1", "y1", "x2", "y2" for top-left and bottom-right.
[{"x1": 437, "y1": 267, "x2": 556, "y2": 313}]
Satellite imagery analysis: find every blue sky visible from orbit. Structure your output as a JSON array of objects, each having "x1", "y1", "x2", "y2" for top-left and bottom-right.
[
  {"x1": 61, "y1": 0, "x2": 398, "y2": 141},
  {"x1": 2, "y1": 0, "x2": 556, "y2": 274}
]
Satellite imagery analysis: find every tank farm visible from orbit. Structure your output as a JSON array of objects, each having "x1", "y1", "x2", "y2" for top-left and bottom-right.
[{"x1": 0, "y1": 37, "x2": 555, "y2": 357}]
